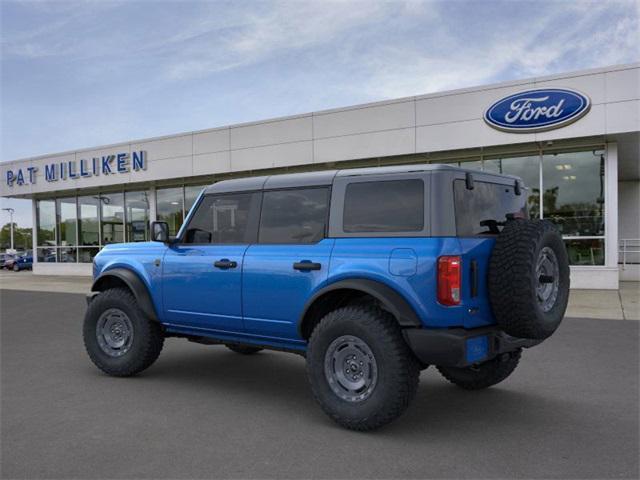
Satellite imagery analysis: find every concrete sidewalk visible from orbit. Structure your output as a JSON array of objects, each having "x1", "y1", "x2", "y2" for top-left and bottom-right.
[
  {"x1": 0, "y1": 270, "x2": 638, "y2": 320},
  {"x1": 0, "y1": 270, "x2": 91, "y2": 295}
]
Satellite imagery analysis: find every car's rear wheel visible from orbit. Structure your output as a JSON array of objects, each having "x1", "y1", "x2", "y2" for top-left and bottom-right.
[
  {"x1": 12, "y1": 263, "x2": 19, "y2": 272},
  {"x1": 437, "y1": 349, "x2": 522, "y2": 390},
  {"x1": 306, "y1": 305, "x2": 420, "y2": 431},
  {"x1": 225, "y1": 344, "x2": 263, "y2": 355},
  {"x1": 83, "y1": 287, "x2": 164, "y2": 376}
]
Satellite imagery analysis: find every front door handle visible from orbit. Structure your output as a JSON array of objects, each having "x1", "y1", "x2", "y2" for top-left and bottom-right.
[
  {"x1": 214, "y1": 259, "x2": 237, "y2": 269},
  {"x1": 293, "y1": 261, "x2": 321, "y2": 271}
]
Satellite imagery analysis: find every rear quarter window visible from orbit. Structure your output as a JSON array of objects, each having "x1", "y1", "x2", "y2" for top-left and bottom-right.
[
  {"x1": 454, "y1": 179, "x2": 527, "y2": 236},
  {"x1": 258, "y1": 188, "x2": 329, "y2": 244},
  {"x1": 343, "y1": 179, "x2": 424, "y2": 233}
]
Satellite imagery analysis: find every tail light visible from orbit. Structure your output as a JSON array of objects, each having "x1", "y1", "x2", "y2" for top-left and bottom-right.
[{"x1": 438, "y1": 256, "x2": 461, "y2": 306}]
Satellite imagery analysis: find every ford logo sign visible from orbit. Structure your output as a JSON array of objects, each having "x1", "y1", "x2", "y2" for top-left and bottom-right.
[{"x1": 484, "y1": 88, "x2": 591, "y2": 133}]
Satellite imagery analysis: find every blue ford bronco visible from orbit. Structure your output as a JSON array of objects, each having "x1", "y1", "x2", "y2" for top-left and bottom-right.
[{"x1": 84, "y1": 164, "x2": 570, "y2": 430}]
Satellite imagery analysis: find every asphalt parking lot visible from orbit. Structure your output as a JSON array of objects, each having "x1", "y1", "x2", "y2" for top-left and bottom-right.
[{"x1": 1, "y1": 289, "x2": 638, "y2": 479}]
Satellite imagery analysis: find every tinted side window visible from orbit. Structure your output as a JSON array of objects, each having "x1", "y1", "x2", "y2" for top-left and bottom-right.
[
  {"x1": 343, "y1": 179, "x2": 424, "y2": 233},
  {"x1": 259, "y1": 188, "x2": 329, "y2": 244},
  {"x1": 454, "y1": 180, "x2": 527, "y2": 236},
  {"x1": 184, "y1": 193, "x2": 259, "y2": 244}
]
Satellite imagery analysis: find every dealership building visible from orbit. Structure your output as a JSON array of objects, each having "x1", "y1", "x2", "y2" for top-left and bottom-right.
[{"x1": 1, "y1": 63, "x2": 638, "y2": 289}]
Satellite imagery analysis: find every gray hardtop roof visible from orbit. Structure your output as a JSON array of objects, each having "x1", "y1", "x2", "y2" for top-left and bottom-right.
[{"x1": 204, "y1": 163, "x2": 522, "y2": 194}]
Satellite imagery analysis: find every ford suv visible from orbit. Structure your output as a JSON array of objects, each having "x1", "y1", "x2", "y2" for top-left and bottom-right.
[{"x1": 83, "y1": 164, "x2": 570, "y2": 430}]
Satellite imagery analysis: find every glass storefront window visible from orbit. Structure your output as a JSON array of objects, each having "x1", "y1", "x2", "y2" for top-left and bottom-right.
[
  {"x1": 565, "y1": 239, "x2": 605, "y2": 266},
  {"x1": 56, "y1": 197, "x2": 77, "y2": 247},
  {"x1": 542, "y1": 151, "x2": 605, "y2": 237},
  {"x1": 36, "y1": 200, "x2": 56, "y2": 246},
  {"x1": 100, "y1": 193, "x2": 124, "y2": 244},
  {"x1": 58, "y1": 246, "x2": 77, "y2": 263},
  {"x1": 185, "y1": 185, "x2": 204, "y2": 215},
  {"x1": 36, "y1": 246, "x2": 57, "y2": 263},
  {"x1": 484, "y1": 155, "x2": 541, "y2": 218},
  {"x1": 28, "y1": 156, "x2": 608, "y2": 269},
  {"x1": 78, "y1": 247, "x2": 100, "y2": 263},
  {"x1": 157, "y1": 187, "x2": 184, "y2": 236},
  {"x1": 459, "y1": 160, "x2": 483, "y2": 171},
  {"x1": 125, "y1": 191, "x2": 150, "y2": 242},
  {"x1": 78, "y1": 196, "x2": 100, "y2": 246}
]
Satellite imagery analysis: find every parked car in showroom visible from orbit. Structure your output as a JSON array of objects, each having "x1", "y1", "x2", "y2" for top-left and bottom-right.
[
  {"x1": 83, "y1": 164, "x2": 570, "y2": 431},
  {"x1": 0, "y1": 252, "x2": 12, "y2": 268},
  {"x1": 2, "y1": 253, "x2": 17, "y2": 270},
  {"x1": 12, "y1": 251, "x2": 33, "y2": 271}
]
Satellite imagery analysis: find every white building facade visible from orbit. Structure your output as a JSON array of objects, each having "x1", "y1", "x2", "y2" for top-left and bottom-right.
[{"x1": 1, "y1": 63, "x2": 639, "y2": 288}]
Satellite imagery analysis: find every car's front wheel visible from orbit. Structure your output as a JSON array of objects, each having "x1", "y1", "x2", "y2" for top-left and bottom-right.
[
  {"x1": 83, "y1": 287, "x2": 164, "y2": 377},
  {"x1": 306, "y1": 305, "x2": 420, "y2": 431},
  {"x1": 12, "y1": 263, "x2": 19, "y2": 272}
]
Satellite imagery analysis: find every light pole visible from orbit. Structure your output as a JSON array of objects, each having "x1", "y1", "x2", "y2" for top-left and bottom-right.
[{"x1": 2, "y1": 207, "x2": 15, "y2": 251}]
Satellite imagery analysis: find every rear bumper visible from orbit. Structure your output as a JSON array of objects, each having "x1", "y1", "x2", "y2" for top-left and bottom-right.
[{"x1": 403, "y1": 326, "x2": 541, "y2": 368}]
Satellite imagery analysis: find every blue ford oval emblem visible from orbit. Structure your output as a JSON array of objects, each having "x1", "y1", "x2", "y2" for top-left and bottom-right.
[{"x1": 484, "y1": 88, "x2": 591, "y2": 133}]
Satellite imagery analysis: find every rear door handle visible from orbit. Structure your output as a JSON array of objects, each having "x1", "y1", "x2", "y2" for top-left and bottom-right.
[
  {"x1": 293, "y1": 261, "x2": 321, "y2": 271},
  {"x1": 214, "y1": 259, "x2": 237, "y2": 269}
]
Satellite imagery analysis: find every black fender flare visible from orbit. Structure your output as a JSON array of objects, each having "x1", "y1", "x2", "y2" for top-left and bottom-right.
[
  {"x1": 298, "y1": 278, "x2": 423, "y2": 336},
  {"x1": 91, "y1": 268, "x2": 158, "y2": 321}
]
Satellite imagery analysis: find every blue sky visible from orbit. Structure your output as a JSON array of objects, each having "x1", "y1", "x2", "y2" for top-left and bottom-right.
[{"x1": 1, "y1": 0, "x2": 639, "y2": 228}]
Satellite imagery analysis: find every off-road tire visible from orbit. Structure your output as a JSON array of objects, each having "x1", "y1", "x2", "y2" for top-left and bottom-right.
[
  {"x1": 437, "y1": 349, "x2": 522, "y2": 390},
  {"x1": 488, "y1": 219, "x2": 570, "y2": 340},
  {"x1": 306, "y1": 305, "x2": 420, "y2": 431},
  {"x1": 83, "y1": 287, "x2": 164, "y2": 377},
  {"x1": 225, "y1": 344, "x2": 263, "y2": 355}
]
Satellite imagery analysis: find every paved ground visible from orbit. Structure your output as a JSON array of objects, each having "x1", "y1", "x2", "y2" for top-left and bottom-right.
[
  {"x1": 1, "y1": 289, "x2": 638, "y2": 479},
  {"x1": 0, "y1": 270, "x2": 92, "y2": 295},
  {"x1": 1, "y1": 270, "x2": 639, "y2": 320},
  {"x1": 568, "y1": 282, "x2": 640, "y2": 320}
]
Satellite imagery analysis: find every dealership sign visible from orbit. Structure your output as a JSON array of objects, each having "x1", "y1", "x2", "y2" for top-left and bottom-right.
[
  {"x1": 5, "y1": 151, "x2": 147, "y2": 187},
  {"x1": 484, "y1": 88, "x2": 591, "y2": 133}
]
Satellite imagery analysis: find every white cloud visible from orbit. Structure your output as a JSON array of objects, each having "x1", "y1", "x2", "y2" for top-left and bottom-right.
[
  {"x1": 350, "y1": 1, "x2": 639, "y2": 100},
  {"x1": 164, "y1": 1, "x2": 401, "y2": 80}
]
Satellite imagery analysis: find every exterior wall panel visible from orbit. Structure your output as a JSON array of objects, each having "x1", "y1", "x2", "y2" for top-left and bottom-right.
[
  {"x1": 314, "y1": 128, "x2": 415, "y2": 163},
  {"x1": 606, "y1": 100, "x2": 640, "y2": 134},
  {"x1": 230, "y1": 116, "x2": 312, "y2": 150},
  {"x1": 536, "y1": 103, "x2": 607, "y2": 142},
  {"x1": 415, "y1": 85, "x2": 533, "y2": 126},
  {"x1": 193, "y1": 151, "x2": 232, "y2": 175},
  {"x1": 313, "y1": 101, "x2": 415, "y2": 139},
  {"x1": 130, "y1": 134, "x2": 192, "y2": 161},
  {"x1": 416, "y1": 119, "x2": 535, "y2": 152},
  {"x1": 193, "y1": 128, "x2": 230, "y2": 155},
  {"x1": 605, "y1": 68, "x2": 640, "y2": 103},
  {"x1": 230, "y1": 141, "x2": 313, "y2": 171},
  {"x1": 534, "y1": 73, "x2": 606, "y2": 104}
]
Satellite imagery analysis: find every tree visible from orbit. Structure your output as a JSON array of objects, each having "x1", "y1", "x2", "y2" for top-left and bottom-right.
[{"x1": 0, "y1": 223, "x2": 33, "y2": 251}]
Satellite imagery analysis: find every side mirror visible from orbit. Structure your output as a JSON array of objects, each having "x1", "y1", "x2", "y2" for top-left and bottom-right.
[{"x1": 151, "y1": 221, "x2": 170, "y2": 243}]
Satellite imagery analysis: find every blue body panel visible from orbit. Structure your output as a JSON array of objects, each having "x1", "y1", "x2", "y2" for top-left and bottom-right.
[
  {"x1": 457, "y1": 237, "x2": 497, "y2": 328},
  {"x1": 93, "y1": 235, "x2": 498, "y2": 351},
  {"x1": 328, "y1": 238, "x2": 494, "y2": 329},
  {"x1": 93, "y1": 242, "x2": 166, "y2": 318},
  {"x1": 242, "y1": 239, "x2": 334, "y2": 342},
  {"x1": 162, "y1": 244, "x2": 248, "y2": 331}
]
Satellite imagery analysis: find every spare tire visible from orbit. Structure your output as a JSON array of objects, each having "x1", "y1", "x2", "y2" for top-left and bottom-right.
[{"x1": 488, "y1": 219, "x2": 570, "y2": 340}]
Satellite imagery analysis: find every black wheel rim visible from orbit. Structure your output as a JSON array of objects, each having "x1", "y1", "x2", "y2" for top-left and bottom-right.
[
  {"x1": 536, "y1": 246, "x2": 560, "y2": 313},
  {"x1": 96, "y1": 308, "x2": 134, "y2": 357},
  {"x1": 324, "y1": 335, "x2": 378, "y2": 402}
]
